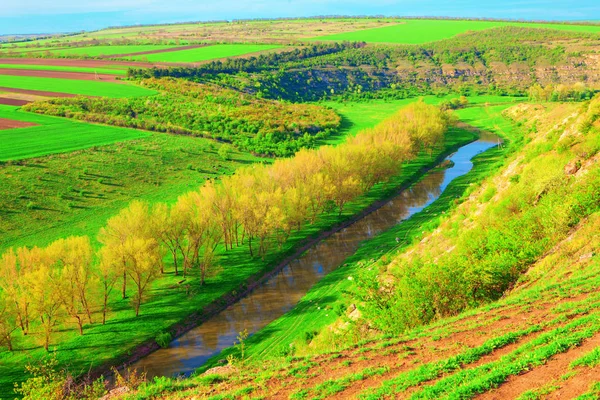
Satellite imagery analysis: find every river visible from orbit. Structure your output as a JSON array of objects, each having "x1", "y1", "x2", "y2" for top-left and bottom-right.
[{"x1": 131, "y1": 131, "x2": 500, "y2": 378}]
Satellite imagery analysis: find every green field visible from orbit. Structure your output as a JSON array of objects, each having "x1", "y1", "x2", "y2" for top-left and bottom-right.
[
  {"x1": 0, "y1": 75, "x2": 156, "y2": 97},
  {"x1": 127, "y1": 44, "x2": 281, "y2": 62},
  {"x1": 312, "y1": 19, "x2": 600, "y2": 44},
  {"x1": 0, "y1": 105, "x2": 149, "y2": 161},
  {"x1": 31, "y1": 44, "x2": 181, "y2": 57},
  {"x1": 0, "y1": 63, "x2": 127, "y2": 75}
]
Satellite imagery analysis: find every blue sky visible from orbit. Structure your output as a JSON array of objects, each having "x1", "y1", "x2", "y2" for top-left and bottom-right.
[{"x1": 1, "y1": 1, "x2": 599, "y2": 35}]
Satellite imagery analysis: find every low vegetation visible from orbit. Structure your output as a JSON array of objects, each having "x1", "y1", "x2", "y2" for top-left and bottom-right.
[{"x1": 24, "y1": 78, "x2": 342, "y2": 156}]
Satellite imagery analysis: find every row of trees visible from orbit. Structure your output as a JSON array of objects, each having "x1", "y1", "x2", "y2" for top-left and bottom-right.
[
  {"x1": 0, "y1": 102, "x2": 450, "y2": 353},
  {"x1": 528, "y1": 82, "x2": 595, "y2": 102},
  {"x1": 127, "y1": 43, "x2": 364, "y2": 79}
]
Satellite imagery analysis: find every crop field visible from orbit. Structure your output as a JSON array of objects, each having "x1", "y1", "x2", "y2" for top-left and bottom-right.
[
  {"x1": 127, "y1": 43, "x2": 281, "y2": 62},
  {"x1": 30, "y1": 44, "x2": 182, "y2": 57},
  {"x1": 3, "y1": 19, "x2": 395, "y2": 46},
  {"x1": 312, "y1": 19, "x2": 600, "y2": 43},
  {"x1": 0, "y1": 63, "x2": 127, "y2": 75},
  {"x1": 0, "y1": 75, "x2": 156, "y2": 97},
  {"x1": 0, "y1": 105, "x2": 149, "y2": 161}
]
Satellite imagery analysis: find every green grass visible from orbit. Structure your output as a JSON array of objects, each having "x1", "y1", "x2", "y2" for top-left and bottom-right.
[
  {"x1": 33, "y1": 45, "x2": 181, "y2": 57},
  {"x1": 0, "y1": 63, "x2": 127, "y2": 76},
  {"x1": 0, "y1": 105, "x2": 150, "y2": 161},
  {"x1": 127, "y1": 44, "x2": 281, "y2": 62},
  {"x1": 0, "y1": 75, "x2": 156, "y2": 97},
  {"x1": 322, "y1": 95, "x2": 523, "y2": 144},
  {"x1": 312, "y1": 19, "x2": 600, "y2": 44}
]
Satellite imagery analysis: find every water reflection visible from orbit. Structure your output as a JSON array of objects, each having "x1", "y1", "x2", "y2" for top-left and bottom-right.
[{"x1": 132, "y1": 134, "x2": 499, "y2": 378}]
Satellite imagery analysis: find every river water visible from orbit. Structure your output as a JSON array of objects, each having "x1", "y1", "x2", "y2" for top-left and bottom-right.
[{"x1": 131, "y1": 131, "x2": 500, "y2": 378}]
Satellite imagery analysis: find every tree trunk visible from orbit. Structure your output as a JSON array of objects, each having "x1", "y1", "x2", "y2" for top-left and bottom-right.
[
  {"x1": 77, "y1": 316, "x2": 83, "y2": 335},
  {"x1": 122, "y1": 270, "x2": 127, "y2": 299},
  {"x1": 172, "y1": 252, "x2": 179, "y2": 276}
]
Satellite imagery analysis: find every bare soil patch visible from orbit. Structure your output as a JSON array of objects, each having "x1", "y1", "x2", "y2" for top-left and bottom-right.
[
  {"x1": 0, "y1": 117, "x2": 38, "y2": 130},
  {"x1": 0, "y1": 97, "x2": 29, "y2": 106},
  {"x1": 0, "y1": 87, "x2": 76, "y2": 98},
  {"x1": 0, "y1": 58, "x2": 156, "y2": 68}
]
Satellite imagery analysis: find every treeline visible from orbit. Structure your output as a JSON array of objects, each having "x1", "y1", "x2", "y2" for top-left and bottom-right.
[
  {"x1": 23, "y1": 78, "x2": 341, "y2": 157},
  {"x1": 528, "y1": 82, "x2": 596, "y2": 102},
  {"x1": 0, "y1": 102, "x2": 450, "y2": 353},
  {"x1": 127, "y1": 42, "x2": 364, "y2": 79},
  {"x1": 205, "y1": 27, "x2": 592, "y2": 102}
]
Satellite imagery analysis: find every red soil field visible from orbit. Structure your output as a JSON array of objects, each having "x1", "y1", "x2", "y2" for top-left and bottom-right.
[
  {"x1": 0, "y1": 117, "x2": 38, "y2": 130},
  {"x1": 0, "y1": 58, "x2": 156, "y2": 68},
  {"x1": 0, "y1": 97, "x2": 29, "y2": 106},
  {"x1": 0, "y1": 87, "x2": 76, "y2": 98}
]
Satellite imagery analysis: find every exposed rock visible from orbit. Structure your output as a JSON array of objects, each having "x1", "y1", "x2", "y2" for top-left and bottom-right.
[
  {"x1": 564, "y1": 160, "x2": 581, "y2": 175},
  {"x1": 204, "y1": 364, "x2": 238, "y2": 376}
]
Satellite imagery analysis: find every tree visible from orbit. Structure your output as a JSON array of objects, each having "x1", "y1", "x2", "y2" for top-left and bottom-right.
[
  {"x1": 97, "y1": 250, "x2": 119, "y2": 325},
  {"x1": 47, "y1": 237, "x2": 95, "y2": 334},
  {"x1": 98, "y1": 200, "x2": 160, "y2": 299},
  {"x1": 0, "y1": 293, "x2": 18, "y2": 351},
  {"x1": 152, "y1": 203, "x2": 186, "y2": 276},
  {"x1": 124, "y1": 237, "x2": 161, "y2": 317},
  {"x1": 28, "y1": 265, "x2": 63, "y2": 351}
]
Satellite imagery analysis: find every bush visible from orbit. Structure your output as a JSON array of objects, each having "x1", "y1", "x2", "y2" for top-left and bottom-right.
[{"x1": 155, "y1": 332, "x2": 173, "y2": 349}]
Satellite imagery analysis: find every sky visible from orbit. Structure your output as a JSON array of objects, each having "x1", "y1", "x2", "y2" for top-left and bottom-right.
[{"x1": 1, "y1": 0, "x2": 599, "y2": 35}]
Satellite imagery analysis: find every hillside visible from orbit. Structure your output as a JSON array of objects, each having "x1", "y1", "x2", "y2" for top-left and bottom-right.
[
  {"x1": 118, "y1": 97, "x2": 600, "y2": 399},
  {"x1": 1, "y1": 15, "x2": 600, "y2": 400}
]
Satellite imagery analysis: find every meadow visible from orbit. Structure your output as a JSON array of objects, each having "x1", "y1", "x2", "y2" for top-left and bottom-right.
[
  {"x1": 0, "y1": 105, "x2": 149, "y2": 161},
  {"x1": 0, "y1": 75, "x2": 156, "y2": 97},
  {"x1": 127, "y1": 44, "x2": 281, "y2": 62},
  {"x1": 311, "y1": 19, "x2": 600, "y2": 44}
]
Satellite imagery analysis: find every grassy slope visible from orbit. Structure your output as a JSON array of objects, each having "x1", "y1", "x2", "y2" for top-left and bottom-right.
[
  {"x1": 0, "y1": 105, "x2": 149, "y2": 160},
  {"x1": 0, "y1": 75, "x2": 156, "y2": 97},
  {"x1": 126, "y1": 101, "x2": 600, "y2": 400},
  {"x1": 127, "y1": 44, "x2": 281, "y2": 62},
  {"x1": 0, "y1": 64, "x2": 127, "y2": 75},
  {"x1": 311, "y1": 19, "x2": 600, "y2": 43}
]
